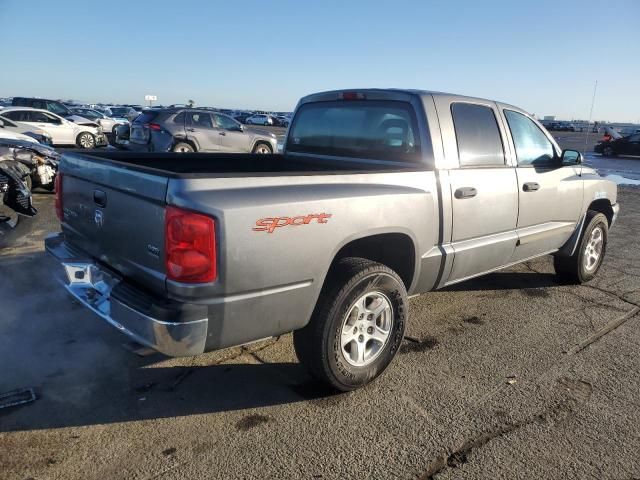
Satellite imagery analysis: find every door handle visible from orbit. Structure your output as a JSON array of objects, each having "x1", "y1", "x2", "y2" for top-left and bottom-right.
[
  {"x1": 523, "y1": 182, "x2": 540, "y2": 192},
  {"x1": 219, "y1": 131, "x2": 226, "y2": 136},
  {"x1": 454, "y1": 187, "x2": 477, "y2": 199},
  {"x1": 186, "y1": 128, "x2": 195, "y2": 132}
]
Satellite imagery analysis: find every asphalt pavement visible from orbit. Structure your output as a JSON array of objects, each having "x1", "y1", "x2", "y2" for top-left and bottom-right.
[{"x1": 0, "y1": 144, "x2": 639, "y2": 479}]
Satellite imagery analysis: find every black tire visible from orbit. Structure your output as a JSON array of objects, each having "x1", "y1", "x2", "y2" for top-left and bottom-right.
[
  {"x1": 293, "y1": 257, "x2": 407, "y2": 391},
  {"x1": 252, "y1": 142, "x2": 273, "y2": 154},
  {"x1": 76, "y1": 132, "x2": 96, "y2": 149},
  {"x1": 554, "y1": 211, "x2": 608, "y2": 284},
  {"x1": 173, "y1": 142, "x2": 195, "y2": 153},
  {"x1": 602, "y1": 145, "x2": 615, "y2": 157}
]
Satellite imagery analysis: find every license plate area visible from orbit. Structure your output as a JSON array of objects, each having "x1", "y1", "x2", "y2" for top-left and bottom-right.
[{"x1": 63, "y1": 263, "x2": 121, "y2": 317}]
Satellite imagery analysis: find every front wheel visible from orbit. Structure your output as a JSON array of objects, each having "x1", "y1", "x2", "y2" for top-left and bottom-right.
[
  {"x1": 554, "y1": 211, "x2": 608, "y2": 284},
  {"x1": 173, "y1": 142, "x2": 195, "y2": 153},
  {"x1": 252, "y1": 143, "x2": 272, "y2": 154},
  {"x1": 293, "y1": 257, "x2": 407, "y2": 391},
  {"x1": 76, "y1": 132, "x2": 96, "y2": 149}
]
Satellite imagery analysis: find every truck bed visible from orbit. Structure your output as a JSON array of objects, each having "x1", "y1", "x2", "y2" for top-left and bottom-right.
[{"x1": 76, "y1": 151, "x2": 424, "y2": 178}]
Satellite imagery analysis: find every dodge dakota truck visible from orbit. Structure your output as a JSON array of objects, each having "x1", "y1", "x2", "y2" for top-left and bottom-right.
[{"x1": 46, "y1": 89, "x2": 619, "y2": 391}]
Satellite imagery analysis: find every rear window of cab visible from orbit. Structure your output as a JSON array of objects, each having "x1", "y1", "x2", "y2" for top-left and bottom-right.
[{"x1": 287, "y1": 100, "x2": 421, "y2": 162}]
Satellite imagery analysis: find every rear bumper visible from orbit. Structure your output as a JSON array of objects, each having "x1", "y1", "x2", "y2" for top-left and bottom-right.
[{"x1": 45, "y1": 233, "x2": 208, "y2": 357}]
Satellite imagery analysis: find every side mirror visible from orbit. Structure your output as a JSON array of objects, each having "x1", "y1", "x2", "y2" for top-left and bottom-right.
[
  {"x1": 561, "y1": 149, "x2": 582, "y2": 165},
  {"x1": 236, "y1": 124, "x2": 244, "y2": 132}
]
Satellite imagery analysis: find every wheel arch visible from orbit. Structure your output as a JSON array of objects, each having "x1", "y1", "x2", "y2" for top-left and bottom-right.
[
  {"x1": 251, "y1": 140, "x2": 273, "y2": 153},
  {"x1": 326, "y1": 232, "x2": 417, "y2": 292},
  {"x1": 174, "y1": 137, "x2": 198, "y2": 152},
  {"x1": 558, "y1": 199, "x2": 614, "y2": 257},
  {"x1": 588, "y1": 198, "x2": 615, "y2": 226}
]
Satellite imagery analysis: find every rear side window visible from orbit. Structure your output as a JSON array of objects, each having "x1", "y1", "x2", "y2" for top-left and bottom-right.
[
  {"x1": 451, "y1": 103, "x2": 504, "y2": 167},
  {"x1": 187, "y1": 112, "x2": 213, "y2": 128},
  {"x1": 287, "y1": 100, "x2": 421, "y2": 162},
  {"x1": 504, "y1": 110, "x2": 555, "y2": 166},
  {"x1": 173, "y1": 112, "x2": 185, "y2": 124},
  {"x1": 2, "y1": 111, "x2": 26, "y2": 121}
]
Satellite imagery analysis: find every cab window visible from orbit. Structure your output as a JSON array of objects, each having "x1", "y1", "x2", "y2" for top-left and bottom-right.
[
  {"x1": 451, "y1": 103, "x2": 505, "y2": 167},
  {"x1": 504, "y1": 110, "x2": 556, "y2": 166}
]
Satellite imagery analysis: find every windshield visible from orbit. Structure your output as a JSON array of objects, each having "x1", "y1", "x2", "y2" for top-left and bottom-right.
[
  {"x1": 287, "y1": 100, "x2": 421, "y2": 162},
  {"x1": 109, "y1": 107, "x2": 130, "y2": 116},
  {"x1": 75, "y1": 109, "x2": 101, "y2": 119},
  {"x1": 47, "y1": 101, "x2": 71, "y2": 116}
]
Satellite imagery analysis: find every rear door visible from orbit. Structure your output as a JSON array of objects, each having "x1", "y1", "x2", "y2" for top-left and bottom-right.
[
  {"x1": 186, "y1": 111, "x2": 220, "y2": 151},
  {"x1": 500, "y1": 108, "x2": 583, "y2": 262},
  {"x1": 433, "y1": 98, "x2": 519, "y2": 284},
  {"x1": 213, "y1": 114, "x2": 251, "y2": 152}
]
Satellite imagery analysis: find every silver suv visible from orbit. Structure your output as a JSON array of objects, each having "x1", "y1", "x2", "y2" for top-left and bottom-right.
[{"x1": 127, "y1": 108, "x2": 277, "y2": 153}]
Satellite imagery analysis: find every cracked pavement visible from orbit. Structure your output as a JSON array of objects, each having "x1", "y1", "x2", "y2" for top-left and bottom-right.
[{"x1": 1, "y1": 187, "x2": 639, "y2": 480}]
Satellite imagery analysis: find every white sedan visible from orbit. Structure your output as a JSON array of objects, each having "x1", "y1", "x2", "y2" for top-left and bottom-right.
[{"x1": 0, "y1": 107, "x2": 107, "y2": 148}]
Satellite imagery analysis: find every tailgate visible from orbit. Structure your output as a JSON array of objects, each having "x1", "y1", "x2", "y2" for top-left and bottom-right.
[{"x1": 60, "y1": 153, "x2": 169, "y2": 294}]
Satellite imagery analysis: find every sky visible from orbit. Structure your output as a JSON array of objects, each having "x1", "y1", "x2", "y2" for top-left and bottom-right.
[{"x1": 1, "y1": 0, "x2": 639, "y2": 122}]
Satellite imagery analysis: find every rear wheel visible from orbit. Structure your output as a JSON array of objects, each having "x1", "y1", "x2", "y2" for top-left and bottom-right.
[
  {"x1": 293, "y1": 257, "x2": 407, "y2": 391},
  {"x1": 602, "y1": 145, "x2": 615, "y2": 157},
  {"x1": 76, "y1": 132, "x2": 96, "y2": 149},
  {"x1": 173, "y1": 142, "x2": 195, "y2": 153},
  {"x1": 554, "y1": 211, "x2": 608, "y2": 284},
  {"x1": 252, "y1": 143, "x2": 272, "y2": 154}
]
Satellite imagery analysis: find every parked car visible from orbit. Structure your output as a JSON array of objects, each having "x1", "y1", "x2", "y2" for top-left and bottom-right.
[
  {"x1": 0, "y1": 127, "x2": 40, "y2": 144},
  {"x1": 594, "y1": 133, "x2": 640, "y2": 157},
  {"x1": 0, "y1": 115, "x2": 52, "y2": 144},
  {"x1": 233, "y1": 113, "x2": 253, "y2": 124},
  {"x1": 46, "y1": 88, "x2": 619, "y2": 392},
  {"x1": 0, "y1": 144, "x2": 36, "y2": 227},
  {"x1": 71, "y1": 107, "x2": 128, "y2": 134},
  {"x1": 11, "y1": 97, "x2": 96, "y2": 125},
  {"x1": 274, "y1": 116, "x2": 290, "y2": 127},
  {"x1": 126, "y1": 108, "x2": 277, "y2": 153},
  {"x1": 104, "y1": 106, "x2": 138, "y2": 122},
  {"x1": 113, "y1": 123, "x2": 130, "y2": 147},
  {"x1": 0, "y1": 107, "x2": 107, "y2": 148},
  {"x1": 245, "y1": 114, "x2": 273, "y2": 126},
  {"x1": 0, "y1": 137, "x2": 59, "y2": 190}
]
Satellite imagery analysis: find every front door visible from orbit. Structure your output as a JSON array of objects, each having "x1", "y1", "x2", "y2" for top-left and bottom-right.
[
  {"x1": 214, "y1": 114, "x2": 252, "y2": 152},
  {"x1": 501, "y1": 109, "x2": 583, "y2": 262},
  {"x1": 29, "y1": 111, "x2": 74, "y2": 144},
  {"x1": 438, "y1": 100, "x2": 519, "y2": 284}
]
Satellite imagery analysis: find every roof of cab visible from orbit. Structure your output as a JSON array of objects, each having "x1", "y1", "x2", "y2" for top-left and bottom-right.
[{"x1": 298, "y1": 88, "x2": 523, "y2": 113}]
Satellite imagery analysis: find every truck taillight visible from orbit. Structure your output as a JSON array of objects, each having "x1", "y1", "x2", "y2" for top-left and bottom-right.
[
  {"x1": 165, "y1": 206, "x2": 217, "y2": 283},
  {"x1": 148, "y1": 123, "x2": 162, "y2": 131},
  {"x1": 54, "y1": 173, "x2": 63, "y2": 221},
  {"x1": 341, "y1": 92, "x2": 366, "y2": 100}
]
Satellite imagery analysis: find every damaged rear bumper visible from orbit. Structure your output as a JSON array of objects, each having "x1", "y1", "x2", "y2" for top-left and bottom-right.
[{"x1": 45, "y1": 233, "x2": 208, "y2": 357}]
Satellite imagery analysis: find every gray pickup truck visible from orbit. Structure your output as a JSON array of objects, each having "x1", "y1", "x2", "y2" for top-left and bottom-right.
[{"x1": 46, "y1": 89, "x2": 619, "y2": 391}]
